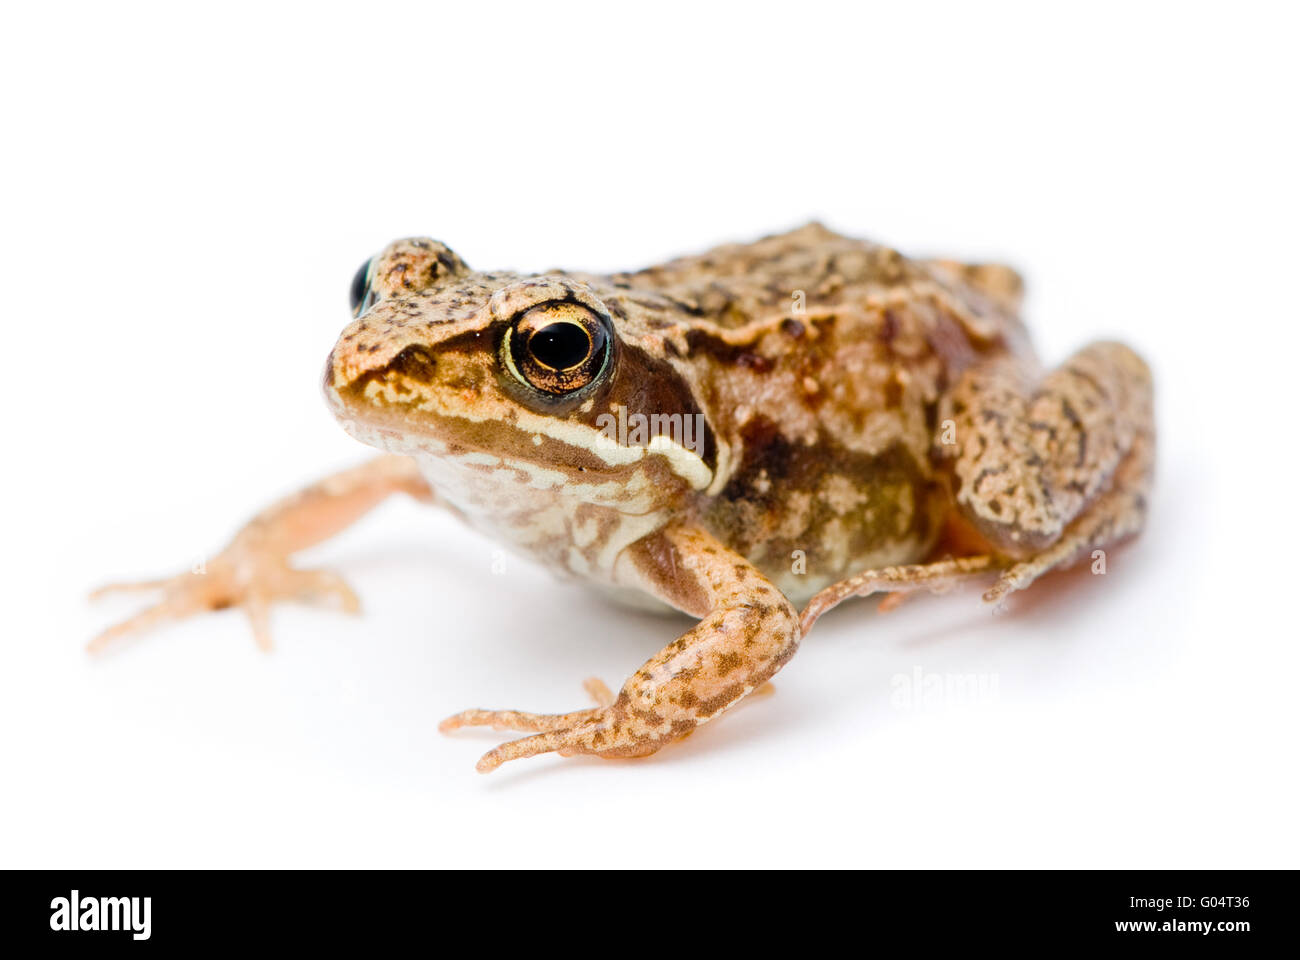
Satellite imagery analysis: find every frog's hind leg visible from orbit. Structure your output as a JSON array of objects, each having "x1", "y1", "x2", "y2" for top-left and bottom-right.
[
  {"x1": 980, "y1": 423, "x2": 1153, "y2": 605},
  {"x1": 799, "y1": 556, "x2": 1003, "y2": 635},
  {"x1": 941, "y1": 339, "x2": 1155, "y2": 605},
  {"x1": 800, "y1": 341, "x2": 1154, "y2": 630}
]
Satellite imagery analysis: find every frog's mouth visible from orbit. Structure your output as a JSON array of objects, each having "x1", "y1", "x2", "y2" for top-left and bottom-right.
[
  {"x1": 323, "y1": 329, "x2": 718, "y2": 495},
  {"x1": 322, "y1": 347, "x2": 663, "y2": 483}
]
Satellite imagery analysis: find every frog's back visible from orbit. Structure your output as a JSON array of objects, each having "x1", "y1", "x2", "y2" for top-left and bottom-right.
[
  {"x1": 605, "y1": 222, "x2": 1024, "y2": 332},
  {"x1": 601, "y1": 223, "x2": 1036, "y2": 601}
]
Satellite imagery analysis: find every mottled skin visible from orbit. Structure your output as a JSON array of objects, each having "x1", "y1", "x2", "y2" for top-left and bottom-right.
[{"x1": 93, "y1": 224, "x2": 1154, "y2": 772}]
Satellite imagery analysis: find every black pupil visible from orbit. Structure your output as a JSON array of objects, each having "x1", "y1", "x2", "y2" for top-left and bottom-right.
[
  {"x1": 529, "y1": 322, "x2": 590, "y2": 370},
  {"x1": 349, "y1": 259, "x2": 371, "y2": 313}
]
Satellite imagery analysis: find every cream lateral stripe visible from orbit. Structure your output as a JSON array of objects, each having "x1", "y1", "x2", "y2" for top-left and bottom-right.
[
  {"x1": 386, "y1": 423, "x2": 668, "y2": 517},
  {"x1": 449, "y1": 437, "x2": 712, "y2": 502},
  {"x1": 360, "y1": 378, "x2": 714, "y2": 490},
  {"x1": 645, "y1": 434, "x2": 712, "y2": 491},
  {"x1": 361, "y1": 378, "x2": 639, "y2": 467}
]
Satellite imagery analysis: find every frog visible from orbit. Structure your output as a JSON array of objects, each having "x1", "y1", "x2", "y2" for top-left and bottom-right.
[{"x1": 92, "y1": 223, "x2": 1155, "y2": 773}]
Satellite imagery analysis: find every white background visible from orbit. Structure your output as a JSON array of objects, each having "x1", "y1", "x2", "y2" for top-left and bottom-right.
[{"x1": 4, "y1": 2, "x2": 1297, "y2": 868}]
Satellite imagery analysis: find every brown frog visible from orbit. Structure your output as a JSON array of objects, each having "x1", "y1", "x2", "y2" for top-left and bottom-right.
[{"x1": 92, "y1": 223, "x2": 1155, "y2": 772}]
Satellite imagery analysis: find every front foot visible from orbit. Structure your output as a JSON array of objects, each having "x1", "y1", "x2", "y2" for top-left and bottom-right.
[
  {"x1": 89, "y1": 535, "x2": 358, "y2": 653},
  {"x1": 89, "y1": 456, "x2": 431, "y2": 653}
]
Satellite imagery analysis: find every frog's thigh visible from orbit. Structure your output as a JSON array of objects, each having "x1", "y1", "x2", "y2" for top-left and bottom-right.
[
  {"x1": 441, "y1": 525, "x2": 800, "y2": 772},
  {"x1": 942, "y1": 340, "x2": 1155, "y2": 602}
]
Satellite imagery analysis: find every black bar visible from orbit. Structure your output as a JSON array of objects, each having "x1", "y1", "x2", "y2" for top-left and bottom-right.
[{"x1": 1, "y1": 869, "x2": 1288, "y2": 948}]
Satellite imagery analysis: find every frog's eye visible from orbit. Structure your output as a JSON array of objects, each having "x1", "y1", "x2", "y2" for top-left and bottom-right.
[
  {"x1": 349, "y1": 258, "x2": 376, "y2": 316},
  {"x1": 501, "y1": 301, "x2": 613, "y2": 399}
]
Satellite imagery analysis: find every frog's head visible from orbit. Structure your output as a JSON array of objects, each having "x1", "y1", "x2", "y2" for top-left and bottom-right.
[{"x1": 323, "y1": 238, "x2": 717, "y2": 512}]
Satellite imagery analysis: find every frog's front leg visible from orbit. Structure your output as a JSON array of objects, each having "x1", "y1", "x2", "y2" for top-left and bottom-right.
[
  {"x1": 439, "y1": 524, "x2": 800, "y2": 773},
  {"x1": 90, "y1": 455, "x2": 433, "y2": 652}
]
